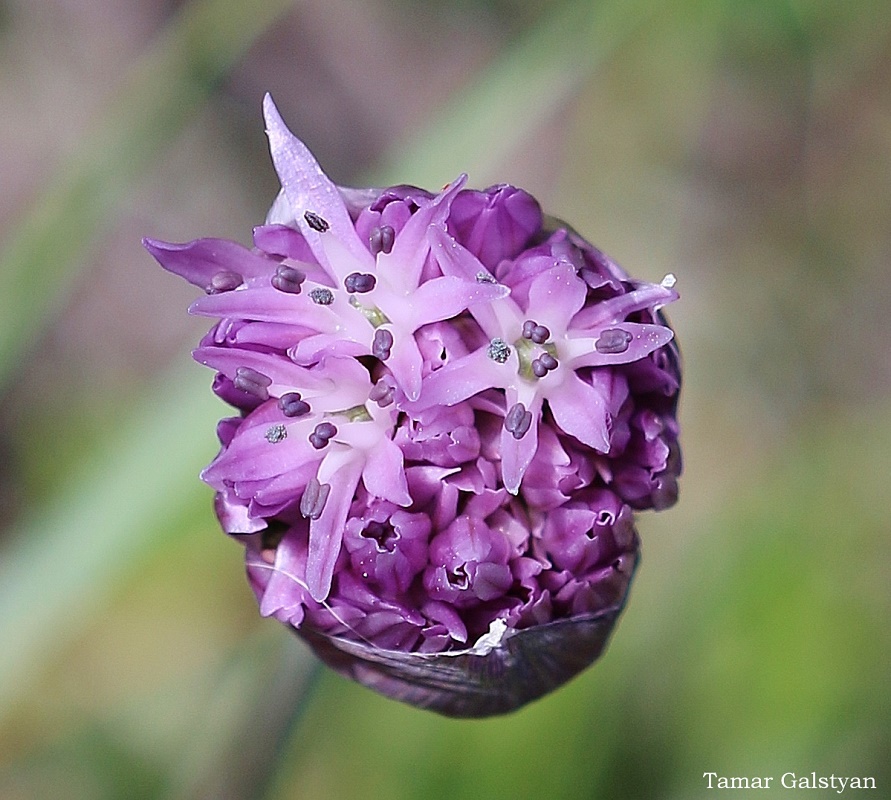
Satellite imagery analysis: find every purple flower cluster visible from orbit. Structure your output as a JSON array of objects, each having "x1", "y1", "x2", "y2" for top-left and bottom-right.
[{"x1": 145, "y1": 95, "x2": 681, "y2": 716}]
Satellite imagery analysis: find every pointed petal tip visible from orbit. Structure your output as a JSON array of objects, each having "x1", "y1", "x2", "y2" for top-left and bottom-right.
[
  {"x1": 191, "y1": 345, "x2": 212, "y2": 366},
  {"x1": 306, "y1": 546, "x2": 335, "y2": 602},
  {"x1": 405, "y1": 384, "x2": 421, "y2": 403},
  {"x1": 262, "y1": 93, "x2": 290, "y2": 142},
  {"x1": 450, "y1": 173, "x2": 469, "y2": 191},
  {"x1": 262, "y1": 92, "x2": 278, "y2": 122},
  {"x1": 142, "y1": 236, "x2": 205, "y2": 262},
  {"x1": 502, "y1": 459, "x2": 524, "y2": 495},
  {"x1": 435, "y1": 173, "x2": 469, "y2": 206},
  {"x1": 142, "y1": 236, "x2": 173, "y2": 257},
  {"x1": 307, "y1": 579, "x2": 329, "y2": 604},
  {"x1": 142, "y1": 237, "x2": 163, "y2": 263}
]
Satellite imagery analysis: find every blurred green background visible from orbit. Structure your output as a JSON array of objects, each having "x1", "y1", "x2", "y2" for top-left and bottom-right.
[{"x1": 1, "y1": 0, "x2": 888, "y2": 798}]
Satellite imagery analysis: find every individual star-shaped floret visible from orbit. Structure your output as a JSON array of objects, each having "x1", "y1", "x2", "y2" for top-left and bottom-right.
[
  {"x1": 208, "y1": 95, "x2": 509, "y2": 401},
  {"x1": 413, "y1": 228, "x2": 677, "y2": 492},
  {"x1": 197, "y1": 347, "x2": 411, "y2": 601}
]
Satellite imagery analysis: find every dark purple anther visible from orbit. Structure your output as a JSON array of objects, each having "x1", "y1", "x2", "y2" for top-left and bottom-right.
[
  {"x1": 595, "y1": 328, "x2": 633, "y2": 354},
  {"x1": 521, "y1": 320, "x2": 550, "y2": 344},
  {"x1": 234, "y1": 366, "x2": 272, "y2": 400},
  {"x1": 539, "y1": 352, "x2": 558, "y2": 371},
  {"x1": 304, "y1": 211, "x2": 330, "y2": 232},
  {"x1": 309, "y1": 287, "x2": 334, "y2": 305},
  {"x1": 279, "y1": 392, "x2": 310, "y2": 417},
  {"x1": 264, "y1": 424, "x2": 287, "y2": 444},
  {"x1": 369, "y1": 225, "x2": 395, "y2": 256},
  {"x1": 300, "y1": 477, "x2": 331, "y2": 520},
  {"x1": 344, "y1": 272, "x2": 377, "y2": 294},
  {"x1": 309, "y1": 421, "x2": 338, "y2": 449},
  {"x1": 372, "y1": 328, "x2": 394, "y2": 360},
  {"x1": 531, "y1": 324, "x2": 550, "y2": 344},
  {"x1": 504, "y1": 402, "x2": 533, "y2": 440},
  {"x1": 271, "y1": 264, "x2": 306, "y2": 294},
  {"x1": 369, "y1": 379, "x2": 395, "y2": 407},
  {"x1": 205, "y1": 270, "x2": 243, "y2": 294},
  {"x1": 531, "y1": 352, "x2": 558, "y2": 377}
]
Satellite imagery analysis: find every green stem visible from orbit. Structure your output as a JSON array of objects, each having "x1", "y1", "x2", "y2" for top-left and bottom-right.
[{"x1": 162, "y1": 632, "x2": 322, "y2": 800}]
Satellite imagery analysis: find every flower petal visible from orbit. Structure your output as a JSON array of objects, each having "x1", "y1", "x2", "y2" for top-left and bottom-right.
[
  {"x1": 252, "y1": 224, "x2": 332, "y2": 284},
  {"x1": 377, "y1": 175, "x2": 466, "y2": 293},
  {"x1": 429, "y1": 226, "x2": 509, "y2": 338},
  {"x1": 571, "y1": 280, "x2": 678, "y2": 329},
  {"x1": 500, "y1": 391, "x2": 541, "y2": 494},
  {"x1": 193, "y1": 345, "x2": 333, "y2": 396},
  {"x1": 143, "y1": 237, "x2": 273, "y2": 289},
  {"x1": 526, "y1": 264, "x2": 586, "y2": 333},
  {"x1": 565, "y1": 323, "x2": 675, "y2": 369},
  {"x1": 263, "y1": 94, "x2": 374, "y2": 280},
  {"x1": 406, "y1": 275, "x2": 509, "y2": 330},
  {"x1": 257, "y1": 533, "x2": 311, "y2": 620},
  {"x1": 362, "y1": 439, "x2": 412, "y2": 506},
  {"x1": 413, "y1": 347, "x2": 507, "y2": 410},
  {"x1": 384, "y1": 332, "x2": 425, "y2": 402},
  {"x1": 291, "y1": 332, "x2": 369, "y2": 365},
  {"x1": 448, "y1": 184, "x2": 542, "y2": 269},
  {"x1": 200, "y1": 403, "x2": 320, "y2": 486},
  {"x1": 306, "y1": 458, "x2": 364, "y2": 601},
  {"x1": 190, "y1": 284, "x2": 335, "y2": 329},
  {"x1": 548, "y1": 372, "x2": 610, "y2": 452}
]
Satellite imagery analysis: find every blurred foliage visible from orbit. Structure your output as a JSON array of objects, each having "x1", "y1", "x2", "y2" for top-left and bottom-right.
[
  {"x1": 0, "y1": 0, "x2": 889, "y2": 798},
  {"x1": 0, "y1": 0, "x2": 295, "y2": 386}
]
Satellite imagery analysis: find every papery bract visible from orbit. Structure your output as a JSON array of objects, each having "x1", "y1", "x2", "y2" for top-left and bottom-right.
[{"x1": 144, "y1": 94, "x2": 681, "y2": 717}]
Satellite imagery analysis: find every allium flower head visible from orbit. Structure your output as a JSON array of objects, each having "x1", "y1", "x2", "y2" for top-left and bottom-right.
[{"x1": 144, "y1": 95, "x2": 681, "y2": 717}]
